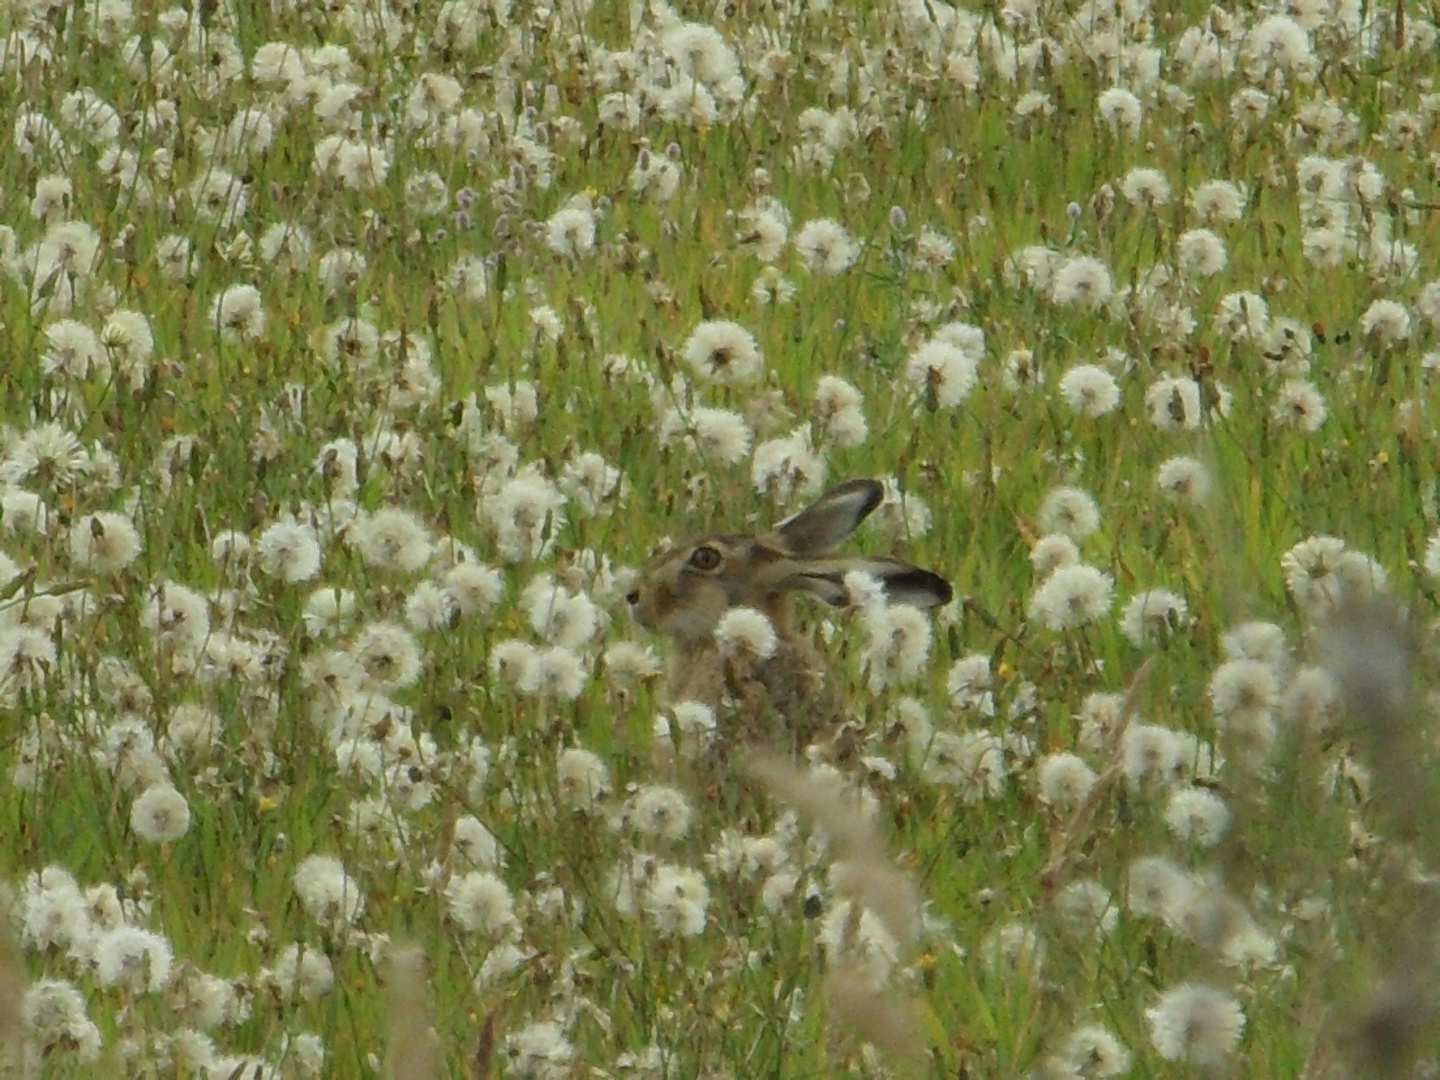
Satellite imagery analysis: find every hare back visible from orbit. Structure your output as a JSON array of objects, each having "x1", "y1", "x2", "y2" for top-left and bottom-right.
[{"x1": 668, "y1": 635, "x2": 843, "y2": 753}]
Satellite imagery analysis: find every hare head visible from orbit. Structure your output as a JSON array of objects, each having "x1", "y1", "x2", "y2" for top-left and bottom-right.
[{"x1": 627, "y1": 478, "x2": 952, "y2": 646}]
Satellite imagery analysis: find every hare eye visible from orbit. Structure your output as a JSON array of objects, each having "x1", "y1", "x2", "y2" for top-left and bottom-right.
[{"x1": 688, "y1": 545, "x2": 722, "y2": 571}]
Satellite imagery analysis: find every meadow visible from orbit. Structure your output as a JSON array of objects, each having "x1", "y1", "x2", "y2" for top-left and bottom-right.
[{"x1": 1, "y1": 0, "x2": 1439, "y2": 1074}]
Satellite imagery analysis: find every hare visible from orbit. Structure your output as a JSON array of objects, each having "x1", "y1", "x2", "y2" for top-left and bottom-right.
[{"x1": 627, "y1": 478, "x2": 952, "y2": 755}]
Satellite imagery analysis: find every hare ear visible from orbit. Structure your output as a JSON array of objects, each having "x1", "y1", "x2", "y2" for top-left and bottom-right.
[
  {"x1": 771, "y1": 479, "x2": 884, "y2": 556},
  {"x1": 870, "y1": 564, "x2": 954, "y2": 608},
  {"x1": 783, "y1": 558, "x2": 953, "y2": 609}
]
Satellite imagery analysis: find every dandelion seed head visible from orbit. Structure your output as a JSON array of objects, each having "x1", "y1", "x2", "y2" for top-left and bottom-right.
[
  {"x1": 1119, "y1": 587, "x2": 1189, "y2": 646},
  {"x1": 1050, "y1": 255, "x2": 1113, "y2": 307},
  {"x1": 794, "y1": 217, "x2": 861, "y2": 275},
  {"x1": 1058, "y1": 363, "x2": 1121, "y2": 416},
  {"x1": 69, "y1": 510, "x2": 142, "y2": 574},
  {"x1": 681, "y1": 319, "x2": 764, "y2": 385},
  {"x1": 1029, "y1": 564, "x2": 1113, "y2": 630},
  {"x1": 1146, "y1": 982, "x2": 1245, "y2": 1065},
  {"x1": 131, "y1": 783, "x2": 191, "y2": 843},
  {"x1": 445, "y1": 871, "x2": 517, "y2": 937},
  {"x1": 1036, "y1": 752, "x2": 1097, "y2": 809},
  {"x1": 1037, "y1": 487, "x2": 1101, "y2": 540}
]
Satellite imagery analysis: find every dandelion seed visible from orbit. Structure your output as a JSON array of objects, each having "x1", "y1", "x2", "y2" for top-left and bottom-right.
[
  {"x1": 620, "y1": 785, "x2": 693, "y2": 842},
  {"x1": 443, "y1": 561, "x2": 505, "y2": 616},
  {"x1": 1177, "y1": 228, "x2": 1228, "y2": 276},
  {"x1": 293, "y1": 854, "x2": 364, "y2": 929},
  {"x1": 1007, "y1": 244, "x2": 1062, "y2": 292},
  {"x1": 557, "y1": 746, "x2": 610, "y2": 812},
  {"x1": 405, "y1": 581, "x2": 456, "y2": 631},
  {"x1": 630, "y1": 145, "x2": 682, "y2": 200},
  {"x1": 263, "y1": 943, "x2": 335, "y2": 1001},
  {"x1": 1281, "y1": 666, "x2": 1340, "y2": 731},
  {"x1": 256, "y1": 519, "x2": 322, "y2": 583},
  {"x1": 166, "y1": 703, "x2": 222, "y2": 759},
  {"x1": 1121, "y1": 166, "x2": 1171, "y2": 207},
  {"x1": 1164, "y1": 786, "x2": 1230, "y2": 847},
  {"x1": 258, "y1": 221, "x2": 313, "y2": 272},
  {"x1": 210, "y1": 284, "x2": 266, "y2": 343},
  {"x1": 484, "y1": 469, "x2": 567, "y2": 562},
  {"x1": 1147, "y1": 982, "x2": 1245, "y2": 1065},
  {"x1": 1214, "y1": 290, "x2": 1269, "y2": 341},
  {"x1": 1037, "y1": 487, "x2": 1101, "y2": 540},
  {"x1": 738, "y1": 196, "x2": 790, "y2": 262},
  {"x1": 544, "y1": 197, "x2": 596, "y2": 260},
  {"x1": 1036, "y1": 752, "x2": 1097, "y2": 809},
  {"x1": 642, "y1": 864, "x2": 709, "y2": 937},
  {"x1": 303, "y1": 588, "x2": 356, "y2": 638},
  {"x1": 714, "y1": 606, "x2": 778, "y2": 660},
  {"x1": 1056, "y1": 881, "x2": 1119, "y2": 936},
  {"x1": 351, "y1": 621, "x2": 423, "y2": 690},
  {"x1": 505, "y1": 1019, "x2": 575, "y2": 1078},
  {"x1": 350, "y1": 506, "x2": 432, "y2": 573},
  {"x1": 1, "y1": 422, "x2": 89, "y2": 490},
  {"x1": 860, "y1": 603, "x2": 933, "y2": 691},
  {"x1": 982, "y1": 921, "x2": 1045, "y2": 980},
  {"x1": 818, "y1": 900, "x2": 902, "y2": 984},
  {"x1": 921, "y1": 730, "x2": 1006, "y2": 800},
  {"x1": 445, "y1": 871, "x2": 517, "y2": 937},
  {"x1": 914, "y1": 225, "x2": 956, "y2": 270},
  {"x1": 1122, "y1": 724, "x2": 1188, "y2": 790},
  {"x1": 1119, "y1": 588, "x2": 1188, "y2": 646},
  {"x1": 946, "y1": 654, "x2": 994, "y2": 713},
  {"x1": 131, "y1": 783, "x2": 191, "y2": 843},
  {"x1": 520, "y1": 575, "x2": 599, "y2": 650},
  {"x1": 22, "y1": 979, "x2": 103, "y2": 1062},
  {"x1": 522, "y1": 645, "x2": 587, "y2": 699},
  {"x1": 654, "y1": 700, "x2": 718, "y2": 758},
  {"x1": 904, "y1": 340, "x2": 978, "y2": 408},
  {"x1": 142, "y1": 580, "x2": 210, "y2": 655},
  {"x1": 1189, "y1": 179, "x2": 1247, "y2": 224},
  {"x1": 1014, "y1": 90, "x2": 1055, "y2": 121},
  {"x1": 751, "y1": 425, "x2": 824, "y2": 501},
  {"x1": 42, "y1": 319, "x2": 107, "y2": 381},
  {"x1": 813, "y1": 375, "x2": 868, "y2": 448},
  {"x1": 1056, "y1": 1024, "x2": 1131, "y2": 1077},
  {"x1": 1029, "y1": 564, "x2": 1113, "y2": 631},
  {"x1": 69, "y1": 511, "x2": 142, "y2": 573},
  {"x1": 474, "y1": 941, "x2": 532, "y2": 989},
  {"x1": 1156, "y1": 455, "x2": 1211, "y2": 504},
  {"x1": 1128, "y1": 855, "x2": 1196, "y2": 920},
  {"x1": 1360, "y1": 298, "x2": 1411, "y2": 345},
  {"x1": 1145, "y1": 374, "x2": 1205, "y2": 430},
  {"x1": 1281, "y1": 534, "x2": 1347, "y2": 611},
  {"x1": 1096, "y1": 86, "x2": 1142, "y2": 136},
  {"x1": 682, "y1": 319, "x2": 764, "y2": 384},
  {"x1": 1030, "y1": 534, "x2": 1080, "y2": 576},
  {"x1": 91, "y1": 924, "x2": 174, "y2": 995},
  {"x1": 1272, "y1": 379, "x2": 1327, "y2": 431},
  {"x1": 1050, "y1": 255, "x2": 1113, "y2": 308},
  {"x1": 794, "y1": 217, "x2": 860, "y2": 275},
  {"x1": 1058, "y1": 363, "x2": 1121, "y2": 416},
  {"x1": 450, "y1": 816, "x2": 503, "y2": 872},
  {"x1": 603, "y1": 641, "x2": 662, "y2": 689}
]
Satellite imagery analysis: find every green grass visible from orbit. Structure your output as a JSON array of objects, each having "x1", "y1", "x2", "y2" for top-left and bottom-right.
[{"x1": 3, "y1": 0, "x2": 1440, "y2": 1076}]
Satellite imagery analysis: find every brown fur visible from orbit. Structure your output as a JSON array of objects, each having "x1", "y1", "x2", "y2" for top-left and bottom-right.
[{"x1": 628, "y1": 479, "x2": 952, "y2": 756}]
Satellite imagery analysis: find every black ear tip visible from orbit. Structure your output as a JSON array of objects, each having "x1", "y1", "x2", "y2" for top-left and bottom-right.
[
  {"x1": 830, "y1": 477, "x2": 883, "y2": 500},
  {"x1": 932, "y1": 574, "x2": 955, "y2": 606},
  {"x1": 920, "y1": 569, "x2": 954, "y2": 606},
  {"x1": 886, "y1": 567, "x2": 953, "y2": 607},
  {"x1": 847, "y1": 477, "x2": 884, "y2": 515}
]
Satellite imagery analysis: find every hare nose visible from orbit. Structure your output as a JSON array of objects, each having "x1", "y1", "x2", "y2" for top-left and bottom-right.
[{"x1": 625, "y1": 590, "x2": 640, "y2": 605}]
